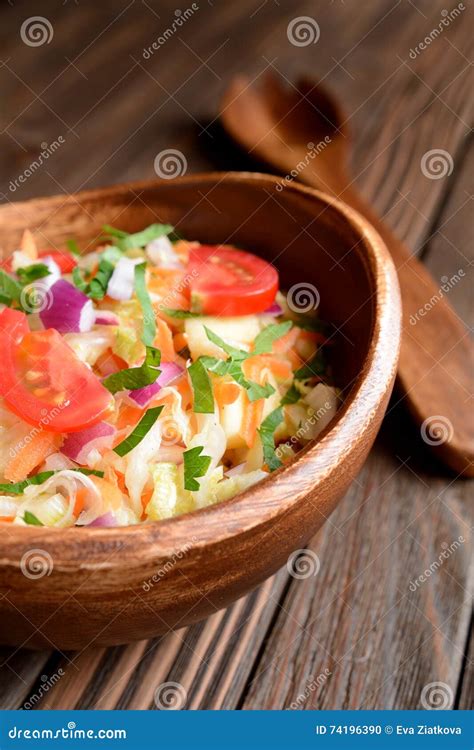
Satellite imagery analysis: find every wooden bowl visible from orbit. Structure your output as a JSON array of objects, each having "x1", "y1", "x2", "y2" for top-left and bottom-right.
[{"x1": 0, "y1": 173, "x2": 401, "y2": 649}]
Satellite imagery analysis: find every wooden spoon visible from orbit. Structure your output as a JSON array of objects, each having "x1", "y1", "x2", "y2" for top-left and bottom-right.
[{"x1": 220, "y1": 73, "x2": 474, "y2": 476}]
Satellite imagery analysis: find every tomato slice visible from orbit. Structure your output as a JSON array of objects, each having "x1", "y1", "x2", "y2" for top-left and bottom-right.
[
  {"x1": 187, "y1": 245, "x2": 279, "y2": 316},
  {"x1": 38, "y1": 249, "x2": 77, "y2": 274},
  {"x1": 0, "y1": 309, "x2": 113, "y2": 433}
]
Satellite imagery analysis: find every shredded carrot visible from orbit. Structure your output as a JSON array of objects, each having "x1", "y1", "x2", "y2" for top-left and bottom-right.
[
  {"x1": 173, "y1": 332, "x2": 188, "y2": 352},
  {"x1": 95, "y1": 349, "x2": 127, "y2": 377},
  {"x1": 153, "y1": 317, "x2": 175, "y2": 362},
  {"x1": 141, "y1": 488, "x2": 153, "y2": 512},
  {"x1": 4, "y1": 431, "x2": 61, "y2": 483},
  {"x1": 214, "y1": 380, "x2": 241, "y2": 406},
  {"x1": 241, "y1": 358, "x2": 267, "y2": 448},
  {"x1": 91, "y1": 477, "x2": 122, "y2": 510},
  {"x1": 115, "y1": 405, "x2": 143, "y2": 432},
  {"x1": 149, "y1": 268, "x2": 190, "y2": 310},
  {"x1": 73, "y1": 487, "x2": 87, "y2": 518},
  {"x1": 271, "y1": 327, "x2": 300, "y2": 354},
  {"x1": 173, "y1": 374, "x2": 193, "y2": 408}
]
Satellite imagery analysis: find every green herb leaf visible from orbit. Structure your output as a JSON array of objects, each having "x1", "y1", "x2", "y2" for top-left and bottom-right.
[
  {"x1": 258, "y1": 407, "x2": 284, "y2": 472},
  {"x1": 183, "y1": 446, "x2": 212, "y2": 491},
  {"x1": 101, "y1": 246, "x2": 123, "y2": 264},
  {"x1": 114, "y1": 405, "x2": 164, "y2": 457},
  {"x1": 204, "y1": 327, "x2": 248, "y2": 361},
  {"x1": 188, "y1": 359, "x2": 214, "y2": 413},
  {"x1": 0, "y1": 468, "x2": 104, "y2": 496},
  {"x1": 23, "y1": 511, "x2": 44, "y2": 526},
  {"x1": 134, "y1": 262, "x2": 156, "y2": 346},
  {"x1": 245, "y1": 380, "x2": 275, "y2": 401},
  {"x1": 72, "y1": 266, "x2": 89, "y2": 292},
  {"x1": 88, "y1": 258, "x2": 114, "y2": 300},
  {"x1": 280, "y1": 383, "x2": 301, "y2": 405},
  {"x1": 0, "y1": 269, "x2": 22, "y2": 306},
  {"x1": 102, "y1": 224, "x2": 129, "y2": 239},
  {"x1": 161, "y1": 307, "x2": 200, "y2": 319},
  {"x1": 117, "y1": 224, "x2": 174, "y2": 252},
  {"x1": 66, "y1": 239, "x2": 81, "y2": 257},
  {"x1": 16, "y1": 263, "x2": 51, "y2": 284},
  {"x1": 102, "y1": 346, "x2": 161, "y2": 394},
  {"x1": 252, "y1": 321, "x2": 292, "y2": 355},
  {"x1": 294, "y1": 352, "x2": 326, "y2": 380}
]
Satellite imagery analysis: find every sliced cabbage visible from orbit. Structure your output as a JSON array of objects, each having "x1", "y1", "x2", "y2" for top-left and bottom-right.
[
  {"x1": 210, "y1": 469, "x2": 267, "y2": 504},
  {"x1": 64, "y1": 329, "x2": 114, "y2": 366},
  {"x1": 14, "y1": 492, "x2": 69, "y2": 527},
  {"x1": 186, "y1": 412, "x2": 226, "y2": 509},
  {"x1": 145, "y1": 463, "x2": 185, "y2": 520},
  {"x1": 17, "y1": 469, "x2": 102, "y2": 527},
  {"x1": 184, "y1": 316, "x2": 261, "y2": 359}
]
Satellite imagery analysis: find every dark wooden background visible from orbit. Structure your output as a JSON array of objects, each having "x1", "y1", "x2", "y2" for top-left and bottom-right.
[{"x1": 0, "y1": 0, "x2": 472, "y2": 710}]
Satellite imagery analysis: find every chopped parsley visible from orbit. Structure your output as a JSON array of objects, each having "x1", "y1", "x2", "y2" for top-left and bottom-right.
[
  {"x1": 258, "y1": 407, "x2": 284, "y2": 472},
  {"x1": 183, "y1": 446, "x2": 212, "y2": 491},
  {"x1": 188, "y1": 359, "x2": 214, "y2": 414},
  {"x1": 134, "y1": 262, "x2": 156, "y2": 346},
  {"x1": 114, "y1": 405, "x2": 164, "y2": 457},
  {"x1": 294, "y1": 352, "x2": 326, "y2": 380},
  {"x1": 102, "y1": 346, "x2": 161, "y2": 394},
  {"x1": 23, "y1": 511, "x2": 44, "y2": 526},
  {"x1": 16, "y1": 263, "x2": 51, "y2": 284},
  {"x1": 0, "y1": 468, "x2": 104, "y2": 496}
]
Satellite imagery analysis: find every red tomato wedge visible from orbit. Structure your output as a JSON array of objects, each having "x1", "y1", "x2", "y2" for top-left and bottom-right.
[
  {"x1": 38, "y1": 250, "x2": 77, "y2": 274},
  {"x1": 187, "y1": 245, "x2": 279, "y2": 316},
  {"x1": 0, "y1": 309, "x2": 113, "y2": 433}
]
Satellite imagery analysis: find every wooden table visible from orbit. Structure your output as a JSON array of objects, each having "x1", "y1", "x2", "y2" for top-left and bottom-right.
[{"x1": 0, "y1": 0, "x2": 472, "y2": 711}]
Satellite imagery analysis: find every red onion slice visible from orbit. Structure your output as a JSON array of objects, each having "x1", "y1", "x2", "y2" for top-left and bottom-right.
[
  {"x1": 95, "y1": 310, "x2": 120, "y2": 326},
  {"x1": 40, "y1": 279, "x2": 95, "y2": 333},
  {"x1": 86, "y1": 512, "x2": 117, "y2": 527},
  {"x1": 263, "y1": 302, "x2": 283, "y2": 316},
  {"x1": 129, "y1": 362, "x2": 184, "y2": 407},
  {"x1": 62, "y1": 422, "x2": 116, "y2": 465}
]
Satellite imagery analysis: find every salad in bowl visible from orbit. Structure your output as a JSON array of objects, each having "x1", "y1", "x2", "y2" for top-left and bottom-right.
[{"x1": 0, "y1": 223, "x2": 339, "y2": 528}]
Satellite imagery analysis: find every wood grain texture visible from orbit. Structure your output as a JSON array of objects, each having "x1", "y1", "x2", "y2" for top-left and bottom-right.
[{"x1": 0, "y1": 0, "x2": 472, "y2": 709}]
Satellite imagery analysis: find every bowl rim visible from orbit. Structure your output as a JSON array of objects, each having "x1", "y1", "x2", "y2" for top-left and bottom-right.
[{"x1": 0, "y1": 171, "x2": 401, "y2": 562}]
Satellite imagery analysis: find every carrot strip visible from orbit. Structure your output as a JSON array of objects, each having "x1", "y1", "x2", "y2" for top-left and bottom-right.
[
  {"x1": 173, "y1": 332, "x2": 188, "y2": 352},
  {"x1": 153, "y1": 317, "x2": 175, "y2": 362},
  {"x1": 4, "y1": 431, "x2": 61, "y2": 483},
  {"x1": 214, "y1": 380, "x2": 241, "y2": 406}
]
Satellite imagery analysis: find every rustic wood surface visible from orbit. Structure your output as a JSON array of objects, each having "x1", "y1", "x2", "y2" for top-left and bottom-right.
[{"x1": 0, "y1": 0, "x2": 472, "y2": 710}]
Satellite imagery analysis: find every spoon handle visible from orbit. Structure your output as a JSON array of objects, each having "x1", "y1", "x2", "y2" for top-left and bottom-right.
[{"x1": 320, "y1": 180, "x2": 473, "y2": 476}]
